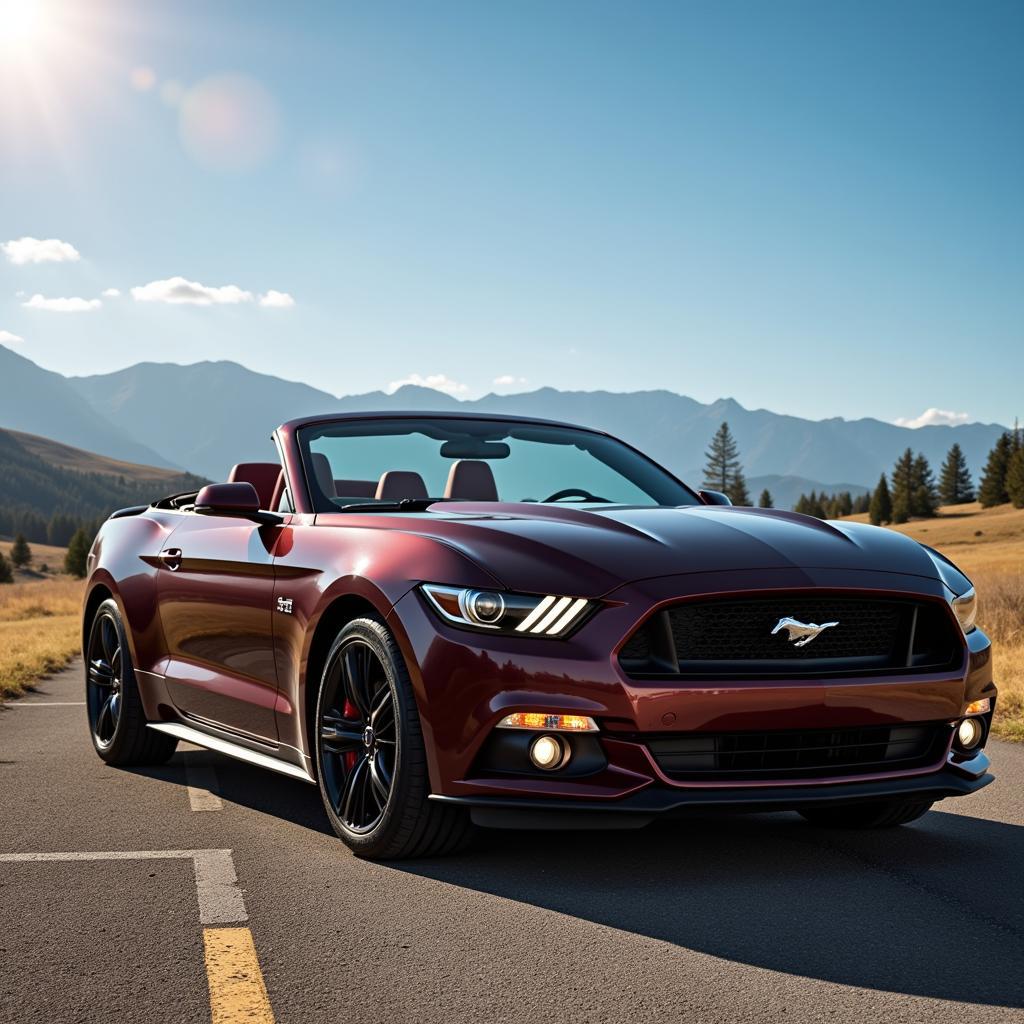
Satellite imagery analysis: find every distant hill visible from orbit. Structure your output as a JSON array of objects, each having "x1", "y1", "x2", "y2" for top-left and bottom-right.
[
  {"x1": 0, "y1": 345, "x2": 178, "y2": 469},
  {"x1": 0, "y1": 344, "x2": 1008, "y2": 505},
  {"x1": 0, "y1": 428, "x2": 206, "y2": 545}
]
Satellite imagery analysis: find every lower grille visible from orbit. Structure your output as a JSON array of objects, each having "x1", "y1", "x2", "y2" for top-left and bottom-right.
[
  {"x1": 647, "y1": 722, "x2": 952, "y2": 781},
  {"x1": 619, "y1": 595, "x2": 962, "y2": 679}
]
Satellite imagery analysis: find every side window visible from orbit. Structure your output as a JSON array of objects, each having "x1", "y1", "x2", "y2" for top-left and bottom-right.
[{"x1": 278, "y1": 486, "x2": 294, "y2": 513}]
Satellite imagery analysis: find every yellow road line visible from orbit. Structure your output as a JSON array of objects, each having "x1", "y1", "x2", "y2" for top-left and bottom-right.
[{"x1": 204, "y1": 927, "x2": 275, "y2": 1024}]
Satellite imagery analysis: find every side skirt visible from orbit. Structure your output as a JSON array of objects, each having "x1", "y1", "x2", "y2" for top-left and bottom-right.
[{"x1": 147, "y1": 722, "x2": 316, "y2": 784}]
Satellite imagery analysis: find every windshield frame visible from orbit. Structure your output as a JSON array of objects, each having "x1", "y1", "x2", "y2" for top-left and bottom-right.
[{"x1": 291, "y1": 413, "x2": 700, "y2": 514}]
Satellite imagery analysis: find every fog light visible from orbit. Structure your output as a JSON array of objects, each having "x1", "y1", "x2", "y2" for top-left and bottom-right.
[
  {"x1": 956, "y1": 717, "x2": 984, "y2": 751},
  {"x1": 964, "y1": 697, "x2": 991, "y2": 716},
  {"x1": 529, "y1": 734, "x2": 567, "y2": 770}
]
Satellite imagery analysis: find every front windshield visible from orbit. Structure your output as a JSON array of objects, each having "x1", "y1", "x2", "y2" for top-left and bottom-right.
[{"x1": 298, "y1": 417, "x2": 697, "y2": 510}]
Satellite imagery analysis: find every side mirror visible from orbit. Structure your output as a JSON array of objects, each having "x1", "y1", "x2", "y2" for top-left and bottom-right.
[
  {"x1": 194, "y1": 483, "x2": 283, "y2": 526},
  {"x1": 698, "y1": 489, "x2": 733, "y2": 507}
]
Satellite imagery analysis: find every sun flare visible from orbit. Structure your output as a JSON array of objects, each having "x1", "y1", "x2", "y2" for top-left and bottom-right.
[{"x1": 0, "y1": 0, "x2": 49, "y2": 55}]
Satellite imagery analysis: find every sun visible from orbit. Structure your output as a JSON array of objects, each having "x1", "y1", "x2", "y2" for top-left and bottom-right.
[{"x1": 0, "y1": 0, "x2": 49, "y2": 55}]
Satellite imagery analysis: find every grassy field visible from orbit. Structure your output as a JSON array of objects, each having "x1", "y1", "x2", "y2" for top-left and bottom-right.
[
  {"x1": 1, "y1": 504, "x2": 1021, "y2": 741},
  {"x1": 0, "y1": 578, "x2": 84, "y2": 701}
]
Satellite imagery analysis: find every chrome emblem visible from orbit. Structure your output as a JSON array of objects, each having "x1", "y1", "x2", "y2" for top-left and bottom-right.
[{"x1": 772, "y1": 617, "x2": 838, "y2": 647}]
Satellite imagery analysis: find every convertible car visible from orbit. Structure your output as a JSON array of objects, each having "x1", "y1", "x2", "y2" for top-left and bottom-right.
[{"x1": 82, "y1": 412, "x2": 995, "y2": 858}]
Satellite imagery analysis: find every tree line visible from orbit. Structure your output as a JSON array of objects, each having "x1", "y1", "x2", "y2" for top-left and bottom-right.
[{"x1": 704, "y1": 420, "x2": 1024, "y2": 522}]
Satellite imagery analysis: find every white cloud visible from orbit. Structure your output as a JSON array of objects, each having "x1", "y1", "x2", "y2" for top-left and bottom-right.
[
  {"x1": 131, "y1": 276, "x2": 253, "y2": 306},
  {"x1": 101, "y1": 287, "x2": 121, "y2": 297},
  {"x1": 259, "y1": 289, "x2": 295, "y2": 308},
  {"x1": 2, "y1": 237, "x2": 81, "y2": 264},
  {"x1": 493, "y1": 374, "x2": 527, "y2": 387},
  {"x1": 894, "y1": 408, "x2": 973, "y2": 429},
  {"x1": 0, "y1": 329, "x2": 24, "y2": 344},
  {"x1": 22, "y1": 294, "x2": 101, "y2": 312},
  {"x1": 387, "y1": 373, "x2": 469, "y2": 397}
]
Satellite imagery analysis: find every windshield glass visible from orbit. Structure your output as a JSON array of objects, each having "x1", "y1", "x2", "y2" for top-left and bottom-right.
[{"x1": 298, "y1": 418, "x2": 697, "y2": 510}]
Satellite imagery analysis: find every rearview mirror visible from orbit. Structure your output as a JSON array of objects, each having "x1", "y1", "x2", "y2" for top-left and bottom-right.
[
  {"x1": 195, "y1": 483, "x2": 283, "y2": 525},
  {"x1": 698, "y1": 489, "x2": 733, "y2": 506}
]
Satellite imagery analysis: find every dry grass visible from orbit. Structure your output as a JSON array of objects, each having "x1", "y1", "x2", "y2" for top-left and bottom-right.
[{"x1": 0, "y1": 578, "x2": 84, "y2": 700}]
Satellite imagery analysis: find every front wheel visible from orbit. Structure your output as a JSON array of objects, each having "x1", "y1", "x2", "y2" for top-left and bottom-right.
[
  {"x1": 799, "y1": 798, "x2": 934, "y2": 829},
  {"x1": 314, "y1": 618, "x2": 472, "y2": 859},
  {"x1": 86, "y1": 598, "x2": 178, "y2": 766}
]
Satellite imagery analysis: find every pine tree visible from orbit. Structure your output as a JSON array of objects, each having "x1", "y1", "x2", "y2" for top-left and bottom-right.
[
  {"x1": 938, "y1": 443, "x2": 974, "y2": 505},
  {"x1": 910, "y1": 453, "x2": 939, "y2": 518},
  {"x1": 64, "y1": 528, "x2": 91, "y2": 579},
  {"x1": 703, "y1": 421, "x2": 742, "y2": 493},
  {"x1": 9, "y1": 533, "x2": 31, "y2": 569},
  {"x1": 758, "y1": 489, "x2": 773, "y2": 509},
  {"x1": 852, "y1": 492, "x2": 871, "y2": 515},
  {"x1": 836, "y1": 491, "x2": 853, "y2": 518},
  {"x1": 728, "y1": 469, "x2": 751, "y2": 507},
  {"x1": 869, "y1": 474, "x2": 892, "y2": 526},
  {"x1": 0, "y1": 551, "x2": 12, "y2": 584},
  {"x1": 1007, "y1": 447, "x2": 1024, "y2": 510},
  {"x1": 794, "y1": 493, "x2": 809, "y2": 515},
  {"x1": 703, "y1": 421, "x2": 749, "y2": 504},
  {"x1": 890, "y1": 448, "x2": 915, "y2": 522},
  {"x1": 978, "y1": 432, "x2": 1014, "y2": 507}
]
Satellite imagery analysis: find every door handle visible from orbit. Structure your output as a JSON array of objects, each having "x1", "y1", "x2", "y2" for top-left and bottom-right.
[{"x1": 159, "y1": 547, "x2": 182, "y2": 571}]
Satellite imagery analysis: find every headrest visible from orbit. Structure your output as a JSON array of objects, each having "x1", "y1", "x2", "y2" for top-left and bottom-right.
[
  {"x1": 227, "y1": 462, "x2": 281, "y2": 509},
  {"x1": 443, "y1": 460, "x2": 499, "y2": 501},
  {"x1": 310, "y1": 452, "x2": 336, "y2": 497},
  {"x1": 375, "y1": 471, "x2": 429, "y2": 501}
]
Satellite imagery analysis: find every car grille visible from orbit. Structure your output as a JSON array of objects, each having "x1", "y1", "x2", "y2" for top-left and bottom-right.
[
  {"x1": 619, "y1": 595, "x2": 962, "y2": 679},
  {"x1": 646, "y1": 722, "x2": 952, "y2": 781}
]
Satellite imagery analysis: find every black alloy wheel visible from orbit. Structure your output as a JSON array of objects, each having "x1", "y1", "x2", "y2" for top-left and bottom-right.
[
  {"x1": 87, "y1": 608, "x2": 125, "y2": 748},
  {"x1": 318, "y1": 637, "x2": 398, "y2": 832}
]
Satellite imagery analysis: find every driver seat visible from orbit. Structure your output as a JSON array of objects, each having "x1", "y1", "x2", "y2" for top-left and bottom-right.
[{"x1": 443, "y1": 460, "x2": 498, "y2": 501}]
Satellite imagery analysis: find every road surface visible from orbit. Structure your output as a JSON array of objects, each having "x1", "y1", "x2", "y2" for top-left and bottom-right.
[{"x1": 2, "y1": 661, "x2": 1023, "y2": 1023}]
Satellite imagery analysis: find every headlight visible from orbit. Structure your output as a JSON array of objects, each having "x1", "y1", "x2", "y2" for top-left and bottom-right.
[
  {"x1": 951, "y1": 587, "x2": 977, "y2": 634},
  {"x1": 421, "y1": 584, "x2": 593, "y2": 637}
]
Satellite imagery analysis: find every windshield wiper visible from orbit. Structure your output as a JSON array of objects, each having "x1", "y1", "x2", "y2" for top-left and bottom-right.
[{"x1": 336, "y1": 498, "x2": 445, "y2": 513}]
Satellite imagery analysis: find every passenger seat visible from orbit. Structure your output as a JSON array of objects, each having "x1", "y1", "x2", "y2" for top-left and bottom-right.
[
  {"x1": 375, "y1": 471, "x2": 429, "y2": 501},
  {"x1": 443, "y1": 460, "x2": 499, "y2": 501},
  {"x1": 227, "y1": 462, "x2": 281, "y2": 510}
]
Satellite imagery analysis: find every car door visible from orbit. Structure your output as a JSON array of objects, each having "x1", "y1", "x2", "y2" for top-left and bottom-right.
[{"x1": 155, "y1": 512, "x2": 284, "y2": 741}]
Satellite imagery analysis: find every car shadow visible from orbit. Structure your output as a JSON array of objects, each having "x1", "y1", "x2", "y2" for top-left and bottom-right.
[{"x1": 132, "y1": 751, "x2": 1024, "y2": 1007}]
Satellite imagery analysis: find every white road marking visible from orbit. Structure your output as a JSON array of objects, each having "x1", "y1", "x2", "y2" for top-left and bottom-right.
[
  {"x1": 3, "y1": 701, "x2": 87, "y2": 707},
  {"x1": 185, "y1": 753, "x2": 225, "y2": 812},
  {"x1": 0, "y1": 849, "x2": 248, "y2": 924}
]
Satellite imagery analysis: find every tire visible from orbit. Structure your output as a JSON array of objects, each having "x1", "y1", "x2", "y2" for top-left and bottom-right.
[
  {"x1": 314, "y1": 617, "x2": 473, "y2": 859},
  {"x1": 85, "y1": 598, "x2": 178, "y2": 766},
  {"x1": 799, "y1": 799, "x2": 934, "y2": 829}
]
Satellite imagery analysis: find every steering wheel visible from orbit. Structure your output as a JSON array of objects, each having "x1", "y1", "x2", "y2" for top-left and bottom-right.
[{"x1": 542, "y1": 488, "x2": 608, "y2": 503}]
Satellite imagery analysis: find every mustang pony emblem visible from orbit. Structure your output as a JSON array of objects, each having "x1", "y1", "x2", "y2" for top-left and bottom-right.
[{"x1": 772, "y1": 617, "x2": 839, "y2": 647}]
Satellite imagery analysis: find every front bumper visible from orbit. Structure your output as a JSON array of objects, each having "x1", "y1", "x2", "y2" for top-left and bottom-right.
[
  {"x1": 388, "y1": 567, "x2": 996, "y2": 810},
  {"x1": 432, "y1": 757, "x2": 994, "y2": 830}
]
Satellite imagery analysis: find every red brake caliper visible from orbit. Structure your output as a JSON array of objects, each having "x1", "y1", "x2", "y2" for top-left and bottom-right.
[{"x1": 343, "y1": 699, "x2": 359, "y2": 772}]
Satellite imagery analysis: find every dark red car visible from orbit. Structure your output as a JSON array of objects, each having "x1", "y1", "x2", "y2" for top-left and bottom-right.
[{"x1": 83, "y1": 412, "x2": 995, "y2": 858}]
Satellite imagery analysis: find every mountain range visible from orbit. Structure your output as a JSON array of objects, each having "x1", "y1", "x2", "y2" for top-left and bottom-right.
[{"x1": 0, "y1": 343, "x2": 1007, "y2": 508}]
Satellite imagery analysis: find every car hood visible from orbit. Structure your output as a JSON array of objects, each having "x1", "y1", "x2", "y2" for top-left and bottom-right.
[{"x1": 349, "y1": 502, "x2": 944, "y2": 597}]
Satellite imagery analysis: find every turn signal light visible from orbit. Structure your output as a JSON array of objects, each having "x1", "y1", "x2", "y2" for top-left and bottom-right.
[
  {"x1": 497, "y1": 712, "x2": 598, "y2": 732},
  {"x1": 964, "y1": 698, "x2": 991, "y2": 715}
]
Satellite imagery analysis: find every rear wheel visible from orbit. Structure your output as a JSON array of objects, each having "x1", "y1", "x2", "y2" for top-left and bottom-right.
[
  {"x1": 314, "y1": 617, "x2": 472, "y2": 859},
  {"x1": 86, "y1": 598, "x2": 178, "y2": 765},
  {"x1": 799, "y1": 799, "x2": 934, "y2": 829}
]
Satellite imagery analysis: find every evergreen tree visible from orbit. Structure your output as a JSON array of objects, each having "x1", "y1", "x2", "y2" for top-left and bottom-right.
[
  {"x1": 64, "y1": 528, "x2": 91, "y2": 579},
  {"x1": 978, "y1": 432, "x2": 1014, "y2": 507},
  {"x1": 910, "y1": 453, "x2": 939, "y2": 518},
  {"x1": 852, "y1": 492, "x2": 871, "y2": 515},
  {"x1": 758, "y1": 489, "x2": 773, "y2": 509},
  {"x1": 1007, "y1": 447, "x2": 1024, "y2": 510},
  {"x1": 938, "y1": 443, "x2": 974, "y2": 505},
  {"x1": 703, "y1": 421, "x2": 750, "y2": 504},
  {"x1": 836, "y1": 491, "x2": 853, "y2": 518},
  {"x1": 9, "y1": 533, "x2": 31, "y2": 569},
  {"x1": 890, "y1": 448, "x2": 915, "y2": 521},
  {"x1": 0, "y1": 551, "x2": 12, "y2": 584},
  {"x1": 793, "y1": 493, "x2": 809, "y2": 515},
  {"x1": 869, "y1": 474, "x2": 892, "y2": 526},
  {"x1": 703, "y1": 421, "x2": 742, "y2": 492}
]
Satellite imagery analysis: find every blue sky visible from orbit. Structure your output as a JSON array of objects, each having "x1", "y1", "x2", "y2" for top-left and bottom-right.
[{"x1": 1, "y1": 0, "x2": 1021, "y2": 427}]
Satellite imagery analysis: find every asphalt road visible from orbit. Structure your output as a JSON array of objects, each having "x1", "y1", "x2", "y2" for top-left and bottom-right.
[{"x1": 2, "y1": 661, "x2": 1023, "y2": 1024}]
